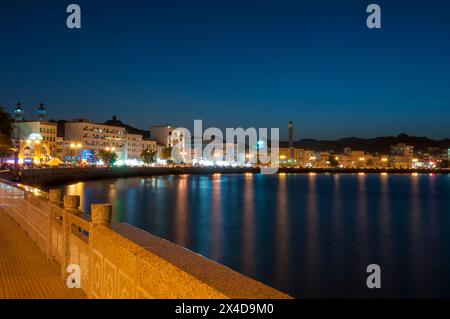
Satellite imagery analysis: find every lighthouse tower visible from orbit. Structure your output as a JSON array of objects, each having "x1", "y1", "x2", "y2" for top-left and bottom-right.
[{"x1": 288, "y1": 121, "x2": 294, "y2": 165}]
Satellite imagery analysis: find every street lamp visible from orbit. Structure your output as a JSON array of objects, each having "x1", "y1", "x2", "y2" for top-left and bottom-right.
[{"x1": 70, "y1": 142, "x2": 82, "y2": 164}]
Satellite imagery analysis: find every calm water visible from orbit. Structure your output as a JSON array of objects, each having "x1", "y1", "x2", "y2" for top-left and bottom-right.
[{"x1": 62, "y1": 173, "x2": 450, "y2": 298}]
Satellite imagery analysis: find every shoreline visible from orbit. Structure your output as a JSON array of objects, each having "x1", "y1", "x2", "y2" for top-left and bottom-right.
[{"x1": 0, "y1": 166, "x2": 448, "y2": 189}]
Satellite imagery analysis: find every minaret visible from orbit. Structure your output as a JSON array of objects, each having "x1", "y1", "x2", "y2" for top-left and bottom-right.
[
  {"x1": 288, "y1": 121, "x2": 294, "y2": 165},
  {"x1": 14, "y1": 102, "x2": 24, "y2": 122},
  {"x1": 37, "y1": 102, "x2": 47, "y2": 121}
]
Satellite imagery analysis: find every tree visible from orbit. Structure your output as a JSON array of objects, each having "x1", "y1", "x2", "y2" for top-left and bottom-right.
[
  {"x1": 98, "y1": 150, "x2": 118, "y2": 167},
  {"x1": 140, "y1": 149, "x2": 157, "y2": 166},
  {"x1": 160, "y1": 146, "x2": 172, "y2": 160},
  {"x1": 438, "y1": 159, "x2": 449, "y2": 169},
  {"x1": 0, "y1": 107, "x2": 12, "y2": 138},
  {"x1": 328, "y1": 155, "x2": 339, "y2": 167}
]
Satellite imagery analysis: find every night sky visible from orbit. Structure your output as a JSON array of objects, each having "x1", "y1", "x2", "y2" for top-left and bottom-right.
[{"x1": 1, "y1": 0, "x2": 450, "y2": 140}]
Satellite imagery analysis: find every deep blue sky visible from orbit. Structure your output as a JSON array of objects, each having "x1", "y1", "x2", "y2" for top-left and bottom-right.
[{"x1": 1, "y1": 0, "x2": 449, "y2": 139}]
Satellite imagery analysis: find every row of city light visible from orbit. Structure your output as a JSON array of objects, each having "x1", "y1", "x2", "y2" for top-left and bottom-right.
[
  {"x1": 69, "y1": 143, "x2": 116, "y2": 152},
  {"x1": 69, "y1": 143, "x2": 82, "y2": 149}
]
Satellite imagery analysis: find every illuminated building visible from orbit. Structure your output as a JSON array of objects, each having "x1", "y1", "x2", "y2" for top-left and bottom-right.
[
  {"x1": 65, "y1": 120, "x2": 126, "y2": 159},
  {"x1": 151, "y1": 124, "x2": 185, "y2": 162},
  {"x1": 150, "y1": 124, "x2": 184, "y2": 148},
  {"x1": 13, "y1": 121, "x2": 57, "y2": 158},
  {"x1": 142, "y1": 139, "x2": 157, "y2": 152},
  {"x1": 125, "y1": 133, "x2": 143, "y2": 160},
  {"x1": 390, "y1": 143, "x2": 414, "y2": 168},
  {"x1": 55, "y1": 137, "x2": 85, "y2": 163},
  {"x1": 391, "y1": 143, "x2": 414, "y2": 157},
  {"x1": 125, "y1": 133, "x2": 156, "y2": 160},
  {"x1": 17, "y1": 133, "x2": 51, "y2": 165},
  {"x1": 65, "y1": 120, "x2": 157, "y2": 162},
  {"x1": 376, "y1": 155, "x2": 390, "y2": 168},
  {"x1": 276, "y1": 147, "x2": 313, "y2": 167}
]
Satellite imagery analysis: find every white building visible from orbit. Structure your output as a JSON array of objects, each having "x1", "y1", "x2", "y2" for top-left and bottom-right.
[
  {"x1": 65, "y1": 120, "x2": 158, "y2": 163},
  {"x1": 125, "y1": 133, "x2": 143, "y2": 160},
  {"x1": 65, "y1": 120, "x2": 126, "y2": 161},
  {"x1": 150, "y1": 124, "x2": 184, "y2": 147},
  {"x1": 142, "y1": 139, "x2": 157, "y2": 152},
  {"x1": 125, "y1": 133, "x2": 157, "y2": 160}
]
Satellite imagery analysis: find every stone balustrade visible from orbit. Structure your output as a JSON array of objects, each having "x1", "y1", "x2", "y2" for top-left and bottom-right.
[{"x1": 0, "y1": 179, "x2": 291, "y2": 299}]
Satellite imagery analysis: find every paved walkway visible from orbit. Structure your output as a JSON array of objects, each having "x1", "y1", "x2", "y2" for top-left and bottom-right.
[{"x1": 0, "y1": 206, "x2": 86, "y2": 299}]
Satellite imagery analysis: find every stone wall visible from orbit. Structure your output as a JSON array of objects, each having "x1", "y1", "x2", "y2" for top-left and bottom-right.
[
  {"x1": 1, "y1": 166, "x2": 448, "y2": 190},
  {"x1": 1, "y1": 166, "x2": 260, "y2": 189}
]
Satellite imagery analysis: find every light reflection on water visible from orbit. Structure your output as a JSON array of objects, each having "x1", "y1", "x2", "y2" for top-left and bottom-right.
[{"x1": 62, "y1": 173, "x2": 450, "y2": 298}]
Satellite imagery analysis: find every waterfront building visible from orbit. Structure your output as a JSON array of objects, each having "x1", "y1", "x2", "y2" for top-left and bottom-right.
[
  {"x1": 316, "y1": 151, "x2": 332, "y2": 167},
  {"x1": 150, "y1": 124, "x2": 175, "y2": 147},
  {"x1": 391, "y1": 143, "x2": 414, "y2": 157},
  {"x1": 142, "y1": 139, "x2": 157, "y2": 152},
  {"x1": 151, "y1": 124, "x2": 185, "y2": 162},
  {"x1": 390, "y1": 143, "x2": 414, "y2": 168},
  {"x1": 125, "y1": 133, "x2": 143, "y2": 160},
  {"x1": 124, "y1": 133, "x2": 157, "y2": 161},
  {"x1": 13, "y1": 121, "x2": 58, "y2": 163},
  {"x1": 65, "y1": 120, "x2": 158, "y2": 163},
  {"x1": 338, "y1": 148, "x2": 374, "y2": 168},
  {"x1": 277, "y1": 147, "x2": 313, "y2": 167},
  {"x1": 55, "y1": 137, "x2": 84, "y2": 163},
  {"x1": 65, "y1": 120, "x2": 126, "y2": 161},
  {"x1": 179, "y1": 138, "x2": 244, "y2": 166},
  {"x1": 376, "y1": 155, "x2": 390, "y2": 168}
]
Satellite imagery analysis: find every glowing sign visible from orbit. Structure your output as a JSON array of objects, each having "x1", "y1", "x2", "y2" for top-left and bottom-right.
[{"x1": 28, "y1": 133, "x2": 43, "y2": 141}]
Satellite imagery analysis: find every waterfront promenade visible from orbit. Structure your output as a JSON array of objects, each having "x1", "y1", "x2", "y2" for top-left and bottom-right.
[
  {"x1": 0, "y1": 179, "x2": 290, "y2": 299},
  {"x1": 0, "y1": 189, "x2": 85, "y2": 298}
]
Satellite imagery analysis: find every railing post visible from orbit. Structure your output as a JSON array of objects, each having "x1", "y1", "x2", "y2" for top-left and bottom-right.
[
  {"x1": 61, "y1": 195, "x2": 81, "y2": 279},
  {"x1": 88, "y1": 204, "x2": 112, "y2": 298},
  {"x1": 64, "y1": 195, "x2": 82, "y2": 216},
  {"x1": 49, "y1": 189, "x2": 63, "y2": 205},
  {"x1": 91, "y1": 204, "x2": 112, "y2": 226},
  {"x1": 48, "y1": 189, "x2": 63, "y2": 260}
]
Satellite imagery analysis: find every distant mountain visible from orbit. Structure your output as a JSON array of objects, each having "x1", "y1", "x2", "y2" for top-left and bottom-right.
[
  {"x1": 282, "y1": 133, "x2": 450, "y2": 153},
  {"x1": 103, "y1": 116, "x2": 151, "y2": 139}
]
